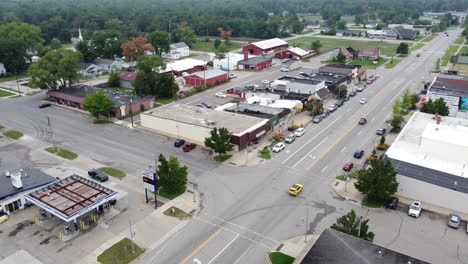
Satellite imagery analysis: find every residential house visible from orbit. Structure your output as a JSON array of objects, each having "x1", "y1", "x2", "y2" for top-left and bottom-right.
[
  {"x1": 337, "y1": 48, "x2": 354, "y2": 61},
  {"x1": 338, "y1": 47, "x2": 380, "y2": 61},
  {"x1": 388, "y1": 25, "x2": 417, "y2": 40},
  {"x1": 94, "y1": 58, "x2": 123, "y2": 73},
  {"x1": 161, "y1": 42, "x2": 190, "y2": 60},
  {"x1": 119, "y1": 71, "x2": 137, "y2": 89},
  {"x1": 450, "y1": 56, "x2": 468, "y2": 76},
  {"x1": 336, "y1": 30, "x2": 362, "y2": 37},
  {"x1": 0, "y1": 63, "x2": 6, "y2": 76},
  {"x1": 79, "y1": 63, "x2": 102, "y2": 78}
]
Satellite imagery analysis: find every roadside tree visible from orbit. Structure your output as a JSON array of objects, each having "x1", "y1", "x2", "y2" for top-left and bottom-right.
[
  {"x1": 108, "y1": 71, "x2": 120, "y2": 87},
  {"x1": 396, "y1": 42, "x2": 409, "y2": 55},
  {"x1": 421, "y1": 98, "x2": 449, "y2": 116},
  {"x1": 331, "y1": 209, "x2": 375, "y2": 242},
  {"x1": 335, "y1": 52, "x2": 347, "y2": 63},
  {"x1": 390, "y1": 115, "x2": 404, "y2": 132},
  {"x1": 176, "y1": 23, "x2": 196, "y2": 47},
  {"x1": 400, "y1": 88, "x2": 413, "y2": 110},
  {"x1": 410, "y1": 93, "x2": 420, "y2": 110},
  {"x1": 82, "y1": 91, "x2": 115, "y2": 119},
  {"x1": 215, "y1": 43, "x2": 229, "y2": 59},
  {"x1": 310, "y1": 40, "x2": 322, "y2": 51},
  {"x1": 76, "y1": 40, "x2": 97, "y2": 63},
  {"x1": 204, "y1": 127, "x2": 235, "y2": 158},
  {"x1": 157, "y1": 154, "x2": 188, "y2": 195},
  {"x1": 354, "y1": 159, "x2": 399, "y2": 203},
  {"x1": 148, "y1": 30, "x2": 171, "y2": 56}
]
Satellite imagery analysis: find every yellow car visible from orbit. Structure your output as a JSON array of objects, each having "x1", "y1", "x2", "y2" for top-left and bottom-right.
[{"x1": 288, "y1": 184, "x2": 303, "y2": 196}]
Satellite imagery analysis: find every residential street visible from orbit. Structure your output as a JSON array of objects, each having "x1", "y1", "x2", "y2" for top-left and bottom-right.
[{"x1": 0, "y1": 29, "x2": 465, "y2": 264}]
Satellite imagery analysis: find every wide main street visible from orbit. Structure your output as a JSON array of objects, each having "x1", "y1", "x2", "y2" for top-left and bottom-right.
[{"x1": 0, "y1": 29, "x2": 465, "y2": 264}]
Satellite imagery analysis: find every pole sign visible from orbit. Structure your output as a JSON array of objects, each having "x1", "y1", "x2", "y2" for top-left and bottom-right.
[{"x1": 142, "y1": 169, "x2": 156, "y2": 192}]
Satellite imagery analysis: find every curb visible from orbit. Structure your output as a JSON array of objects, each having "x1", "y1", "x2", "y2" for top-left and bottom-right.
[{"x1": 265, "y1": 252, "x2": 273, "y2": 264}]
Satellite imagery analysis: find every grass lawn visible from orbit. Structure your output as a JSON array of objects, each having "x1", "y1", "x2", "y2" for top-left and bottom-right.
[
  {"x1": 458, "y1": 46, "x2": 468, "y2": 56},
  {"x1": 0, "y1": 89, "x2": 15, "y2": 98},
  {"x1": 3, "y1": 130, "x2": 23, "y2": 139},
  {"x1": 97, "y1": 238, "x2": 144, "y2": 264},
  {"x1": 384, "y1": 59, "x2": 401, "y2": 69},
  {"x1": 441, "y1": 45, "x2": 459, "y2": 66},
  {"x1": 0, "y1": 73, "x2": 28, "y2": 83},
  {"x1": 288, "y1": 37, "x2": 399, "y2": 57},
  {"x1": 421, "y1": 35, "x2": 437, "y2": 42},
  {"x1": 163, "y1": 206, "x2": 191, "y2": 218},
  {"x1": 268, "y1": 252, "x2": 295, "y2": 264},
  {"x1": 0, "y1": 124, "x2": 4, "y2": 129},
  {"x1": 104, "y1": 87, "x2": 135, "y2": 95},
  {"x1": 410, "y1": 43, "x2": 425, "y2": 53},
  {"x1": 455, "y1": 37, "x2": 465, "y2": 45},
  {"x1": 361, "y1": 196, "x2": 384, "y2": 208},
  {"x1": 191, "y1": 40, "x2": 242, "y2": 52},
  {"x1": 158, "y1": 186, "x2": 186, "y2": 200},
  {"x1": 45, "y1": 147, "x2": 78, "y2": 160},
  {"x1": 155, "y1": 97, "x2": 175, "y2": 105},
  {"x1": 349, "y1": 58, "x2": 388, "y2": 68},
  {"x1": 94, "y1": 120, "x2": 113, "y2": 124},
  {"x1": 415, "y1": 35, "x2": 425, "y2": 41},
  {"x1": 336, "y1": 170, "x2": 360, "y2": 181},
  {"x1": 214, "y1": 154, "x2": 232, "y2": 163},
  {"x1": 99, "y1": 167, "x2": 126, "y2": 180}
]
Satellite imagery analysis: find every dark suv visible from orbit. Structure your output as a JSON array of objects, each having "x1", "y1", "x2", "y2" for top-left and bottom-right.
[
  {"x1": 88, "y1": 169, "x2": 109, "y2": 182},
  {"x1": 174, "y1": 139, "x2": 185, "y2": 147},
  {"x1": 385, "y1": 197, "x2": 399, "y2": 209}
]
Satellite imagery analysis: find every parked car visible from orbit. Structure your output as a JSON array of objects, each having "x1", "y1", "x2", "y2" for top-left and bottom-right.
[
  {"x1": 327, "y1": 104, "x2": 338, "y2": 112},
  {"x1": 261, "y1": 80, "x2": 270, "y2": 85},
  {"x1": 183, "y1": 143, "x2": 196, "y2": 152},
  {"x1": 321, "y1": 110, "x2": 330, "y2": 118},
  {"x1": 272, "y1": 142, "x2": 285, "y2": 152},
  {"x1": 312, "y1": 115, "x2": 323, "y2": 123},
  {"x1": 416, "y1": 53, "x2": 421, "y2": 57},
  {"x1": 342, "y1": 162, "x2": 354, "y2": 172},
  {"x1": 356, "y1": 86, "x2": 364, "y2": 92},
  {"x1": 385, "y1": 197, "x2": 399, "y2": 209},
  {"x1": 280, "y1": 67, "x2": 290, "y2": 72},
  {"x1": 359, "y1": 118, "x2": 367, "y2": 125},
  {"x1": 354, "y1": 150, "x2": 364, "y2": 159},
  {"x1": 448, "y1": 214, "x2": 461, "y2": 229},
  {"x1": 376, "y1": 128, "x2": 387, "y2": 135},
  {"x1": 39, "y1": 103, "x2": 52, "y2": 108},
  {"x1": 342, "y1": 95, "x2": 350, "y2": 101},
  {"x1": 408, "y1": 201, "x2": 422, "y2": 217},
  {"x1": 294, "y1": 127, "x2": 305, "y2": 137},
  {"x1": 360, "y1": 98, "x2": 367, "y2": 104},
  {"x1": 349, "y1": 91, "x2": 357, "y2": 97},
  {"x1": 216, "y1": 93, "x2": 227, "y2": 98},
  {"x1": 88, "y1": 169, "x2": 109, "y2": 182},
  {"x1": 366, "y1": 79, "x2": 374, "y2": 84},
  {"x1": 201, "y1": 102, "x2": 212, "y2": 108},
  {"x1": 288, "y1": 184, "x2": 303, "y2": 196},
  {"x1": 337, "y1": 99, "x2": 345, "y2": 107},
  {"x1": 174, "y1": 139, "x2": 185, "y2": 147},
  {"x1": 285, "y1": 134, "x2": 296, "y2": 143},
  {"x1": 229, "y1": 73, "x2": 237, "y2": 79}
]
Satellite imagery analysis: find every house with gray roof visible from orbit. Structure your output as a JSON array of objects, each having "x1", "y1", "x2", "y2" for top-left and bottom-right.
[
  {"x1": 161, "y1": 42, "x2": 190, "y2": 60},
  {"x1": 79, "y1": 63, "x2": 102, "y2": 78},
  {"x1": 94, "y1": 58, "x2": 123, "y2": 72}
]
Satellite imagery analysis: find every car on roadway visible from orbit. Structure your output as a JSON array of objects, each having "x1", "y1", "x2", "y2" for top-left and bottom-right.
[
  {"x1": 183, "y1": 143, "x2": 196, "y2": 152},
  {"x1": 366, "y1": 79, "x2": 374, "y2": 84},
  {"x1": 174, "y1": 139, "x2": 185, "y2": 147},
  {"x1": 349, "y1": 91, "x2": 357, "y2": 97},
  {"x1": 327, "y1": 104, "x2": 338, "y2": 112},
  {"x1": 229, "y1": 73, "x2": 237, "y2": 79},
  {"x1": 312, "y1": 115, "x2": 323, "y2": 123},
  {"x1": 39, "y1": 103, "x2": 52, "y2": 108},
  {"x1": 408, "y1": 201, "x2": 422, "y2": 217},
  {"x1": 88, "y1": 169, "x2": 109, "y2": 182},
  {"x1": 280, "y1": 67, "x2": 290, "y2": 72},
  {"x1": 261, "y1": 80, "x2": 270, "y2": 85},
  {"x1": 385, "y1": 197, "x2": 399, "y2": 210},
  {"x1": 359, "y1": 118, "x2": 367, "y2": 125},
  {"x1": 376, "y1": 128, "x2": 387, "y2": 135},
  {"x1": 201, "y1": 102, "x2": 212, "y2": 108},
  {"x1": 321, "y1": 110, "x2": 330, "y2": 118},
  {"x1": 354, "y1": 150, "x2": 364, "y2": 159},
  {"x1": 356, "y1": 86, "x2": 364, "y2": 92},
  {"x1": 294, "y1": 127, "x2": 305, "y2": 137},
  {"x1": 416, "y1": 53, "x2": 421, "y2": 57},
  {"x1": 216, "y1": 93, "x2": 227, "y2": 98},
  {"x1": 288, "y1": 184, "x2": 303, "y2": 196},
  {"x1": 448, "y1": 214, "x2": 461, "y2": 229},
  {"x1": 272, "y1": 142, "x2": 285, "y2": 153},
  {"x1": 342, "y1": 162, "x2": 354, "y2": 172},
  {"x1": 285, "y1": 134, "x2": 296, "y2": 143},
  {"x1": 360, "y1": 98, "x2": 367, "y2": 104}
]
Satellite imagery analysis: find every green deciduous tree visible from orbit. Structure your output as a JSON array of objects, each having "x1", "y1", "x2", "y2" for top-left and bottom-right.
[
  {"x1": 157, "y1": 154, "x2": 188, "y2": 194},
  {"x1": 204, "y1": 127, "x2": 235, "y2": 157},
  {"x1": 215, "y1": 43, "x2": 229, "y2": 59},
  {"x1": 390, "y1": 114, "x2": 404, "y2": 132},
  {"x1": 28, "y1": 49, "x2": 83, "y2": 90},
  {"x1": 148, "y1": 31, "x2": 171, "y2": 56},
  {"x1": 336, "y1": 20, "x2": 347, "y2": 30},
  {"x1": 410, "y1": 93, "x2": 420, "y2": 110},
  {"x1": 108, "y1": 71, "x2": 120, "y2": 87},
  {"x1": 421, "y1": 98, "x2": 450, "y2": 116},
  {"x1": 136, "y1": 54, "x2": 165, "y2": 73},
  {"x1": 155, "y1": 73, "x2": 179, "y2": 98},
  {"x1": 82, "y1": 90, "x2": 115, "y2": 119},
  {"x1": 214, "y1": 39, "x2": 222, "y2": 50},
  {"x1": 335, "y1": 52, "x2": 347, "y2": 63},
  {"x1": 176, "y1": 26, "x2": 196, "y2": 47},
  {"x1": 355, "y1": 159, "x2": 399, "y2": 202},
  {"x1": 91, "y1": 30, "x2": 124, "y2": 59},
  {"x1": 331, "y1": 209, "x2": 375, "y2": 242},
  {"x1": 392, "y1": 99, "x2": 402, "y2": 116},
  {"x1": 310, "y1": 40, "x2": 322, "y2": 51},
  {"x1": 76, "y1": 40, "x2": 97, "y2": 63},
  {"x1": 401, "y1": 88, "x2": 413, "y2": 110},
  {"x1": 396, "y1": 42, "x2": 409, "y2": 54}
]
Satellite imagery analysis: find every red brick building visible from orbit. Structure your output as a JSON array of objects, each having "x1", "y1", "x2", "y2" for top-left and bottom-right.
[
  {"x1": 242, "y1": 38, "x2": 288, "y2": 55},
  {"x1": 163, "y1": 58, "x2": 207, "y2": 77},
  {"x1": 237, "y1": 56, "x2": 272, "y2": 71},
  {"x1": 275, "y1": 47, "x2": 319, "y2": 60},
  {"x1": 183, "y1": 69, "x2": 228, "y2": 86}
]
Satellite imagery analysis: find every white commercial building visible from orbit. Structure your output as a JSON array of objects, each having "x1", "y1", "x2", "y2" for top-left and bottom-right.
[
  {"x1": 212, "y1": 53, "x2": 246, "y2": 70},
  {"x1": 386, "y1": 112, "x2": 468, "y2": 214}
]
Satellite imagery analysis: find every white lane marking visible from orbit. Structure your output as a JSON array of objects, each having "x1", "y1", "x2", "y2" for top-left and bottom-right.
[
  {"x1": 282, "y1": 117, "x2": 341, "y2": 164},
  {"x1": 201, "y1": 214, "x2": 278, "y2": 243},
  {"x1": 292, "y1": 136, "x2": 329, "y2": 168},
  {"x1": 143, "y1": 221, "x2": 189, "y2": 264},
  {"x1": 371, "y1": 117, "x2": 375, "y2": 122},
  {"x1": 233, "y1": 243, "x2": 256, "y2": 264},
  {"x1": 207, "y1": 234, "x2": 239, "y2": 264},
  {"x1": 357, "y1": 130, "x2": 362, "y2": 135},
  {"x1": 340, "y1": 146, "x2": 346, "y2": 153},
  {"x1": 321, "y1": 165, "x2": 328, "y2": 173},
  {"x1": 194, "y1": 258, "x2": 201, "y2": 264}
]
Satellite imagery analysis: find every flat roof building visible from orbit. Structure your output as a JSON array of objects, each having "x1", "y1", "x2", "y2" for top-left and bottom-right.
[
  {"x1": 237, "y1": 56, "x2": 272, "y2": 71},
  {"x1": 427, "y1": 74, "x2": 468, "y2": 114},
  {"x1": 242, "y1": 38, "x2": 288, "y2": 55}
]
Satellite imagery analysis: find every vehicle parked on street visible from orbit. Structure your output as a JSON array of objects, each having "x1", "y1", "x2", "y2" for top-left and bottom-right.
[
  {"x1": 294, "y1": 128, "x2": 305, "y2": 137},
  {"x1": 357, "y1": 86, "x2": 364, "y2": 92},
  {"x1": 342, "y1": 162, "x2": 354, "y2": 172},
  {"x1": 359, "y1": 118, "x2": 367, "y2": 125},
  {"x1": 261, "y1": 80, "x2": 269, "y2": 85},
  {"x1": 366, "y1": 79, "x2": 374, "y2": 84},
  {"x1": 416, "y1": 53, "x2": 421, "y2": 57},
  {"x1": 327, "y1": 104, "x2": 338, "y2": 112},
  {"x1": 349, "y1": 91, "x2": 357, "y2": 97},
  {"x1": 88, "y1": 169, "x2": 109, "y2": 182},
  {"x1": 281, "y1": 67, "x2": 289, "y2": 72},
  {"x1": 285, "y1": 134, "x2": 296, "y2": 143},
  {"x1": 201, "y1": 102, "x2": 212, "y2": 108},
  {"x1": 272, "y1": 142, "x2": 285, "y2": 152},
  {"x1": 360, "y1": 98, "x2": 367, "y2": 104},
  {"x1": 39, "y1": 103, "x2": 52, "y2": 108},
  {"x1": 288, "y1": 184, "x2": 303, "y2": 196},
  {"x1": 174, "y1": 139, "x2": 185, "y2": 147},
  {"x1": 321, "y1": 110, "x2": 330, "y2": 118},
  {"x1": 376, "y1": 128, "x2": 387, "y2": 135},
  {"x1": 342, "y1": 95, "x2": 350, "y2": 101},
  {"x1": 408, "y1": 201, "x2": 422, "y2": 217},
  {"x1": 448, "y1": 214, "x2": 461, "y2": 229},
  {"x1": 216, "y1": 93, "x2": 227, "y2": 98},
  {"x1": 337, "y1": 99, "x2": 345, "y2": 107},
  {"x1": 229, "y1": 73, "x2": 237, "y2": 79},
  {"x1": 183, "y1": 143, "x2": 196, "y2": 152},
  {"x1": 354, "y1": 150, "x2": 364, "y2": 159},
  {"x1": 312, "y1": 115, "x2": 323, "y2": 123},
  {"x1": 385, "y1": 197, "x2": 399, "y2": 209}
]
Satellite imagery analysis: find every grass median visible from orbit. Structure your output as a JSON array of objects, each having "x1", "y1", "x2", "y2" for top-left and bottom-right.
[
  {"x1": 97, "y1": 238, "x2": 144, "y2": 264},
  {"x1": 163, "y1": 206, "x2": 191, "y2": 218},
  {"x1": 99, "y1": 167, "x2": 126, "y2": 179},
  {"x1": 158, "y1": 186, "x2": 186, "y2": 200},
  {"x1": 441, "y1": 45, "x2": 459, "y2": 66},
  {"x1": 3, "y1": 130, "x2": 23, "y2": 139},
  {"x1": 0, "y1": 89, "x2": 16, "y2": 98},
  {"x1": 384, "y1": 59, "x2": 401, "y2": 69},
  {"x1": 45, "y1": 147, "x2": 78, "y2": 160},
  {"x1": 269, "y1": 252, "x2": 295, "y2": 264}
]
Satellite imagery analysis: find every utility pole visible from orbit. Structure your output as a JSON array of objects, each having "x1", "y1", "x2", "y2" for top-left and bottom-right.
[
  {"x1": 129, "y1": 96, "x2": 134, "y2": 128},
  {"x1": 129, "y1": 220, "x2": 135, "y2": 254}
]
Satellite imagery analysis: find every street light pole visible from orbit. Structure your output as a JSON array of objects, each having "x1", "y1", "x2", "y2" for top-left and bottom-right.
[
  {"x1": 129, "y1": 96, "x2": 134, "y2": 128},
  {"x1": 129, "y1": 219, "x2": 135, "y2": 254}
]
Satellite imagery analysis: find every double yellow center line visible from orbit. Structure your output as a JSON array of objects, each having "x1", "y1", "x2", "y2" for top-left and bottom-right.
[{"x1": 178, "y1": 228, "x2": 223, "y2": 264}]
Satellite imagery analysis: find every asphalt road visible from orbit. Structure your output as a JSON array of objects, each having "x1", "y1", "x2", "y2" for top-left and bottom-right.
[{"x1": 0, "y1": 30, "x2": 465, "y2": 264}]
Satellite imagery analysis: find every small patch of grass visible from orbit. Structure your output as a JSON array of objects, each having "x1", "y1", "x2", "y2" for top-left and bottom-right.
[
  {"x1": 0, "y1": 73, "x2": 29, "y2": 83},
  {"x1": 260, "y1": 148, "x2": 271, "y2": 159},
  {"x1": 421, "y1": 35, "x2": 437, "y2": 42},
  {"x1": 163, "y1": 206, "x2": 191, "y2": 218},
  {"x1": 94, "y1": 120, "x2": 113, "y2": 124},
  {"x1": 410, "y1": 43, "x2": 425, "y2": 53},
  {"x1": 0, "y1": 125, "x2": 4, "y2": 129},
  {"x1": 45, "y1": 147, "x2": 78, "y2": 160},
  {"x1": 97, "y1": 238, "x2": 144, "y2": 264},
  {"x1": 455, "y1": 37, "x2": 465, "y2": 45},
  {"x1": 361, "y1": 196, "x2": 384, "y2": 208},
  {"x1": 214, "y1": 154, "x2": 232, "y2": 163},
  {"x1": 349, "y1": 58, "x2": 388, "y2": 68},
  {"x1": 268, "y1": 252, "x2": 295, "y2": 264},
  {"x1": 441, "y1": 45, "x2": 459, "y2": 66},
  {"x1": 385, "y1": 59, "x2": 401, "y2": 69},
  {"x1": 0, "y1": 89, "x2": 16, "y2": 98},
  {"x1": 158, "y1": 186, "x2": 186, "y2": 200},
  {"x1": 99, "y1": 167, "x2": 126, "y2": 180},
  {"x1": 191, "y1": 40, "x2": 242, "y2": 52},
  {"x1": 155, "y1": 97, "x2": 175, "y2": 105},
  {"x1": 3, "y1": 130, "x2": 23, "y2": 139}
]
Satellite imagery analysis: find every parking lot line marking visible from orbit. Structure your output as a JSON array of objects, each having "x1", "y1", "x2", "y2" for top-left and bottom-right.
[
  {"x1": 233, "y1": 243, "x2": 256, "y2": 264},
  {"x1": 178, "y1": 228, "x2": 223, "y2": 264},
  {"x1": 357, "y1": 130, "x2": 362, "y2": 135},
  {"x1": 292, "y1": 136, "x2": 328, "y2": 168},
  {"x1": 282, "y1": 117, "x2": 341, "y2": 164},
  {"x1": 340, "y1": 146, "x2": 346, "y2": 153},
  {"x1": 207, "y1": 234, "x2": 239, "y2": 264},
  {"x1": 321, "y1": 165, "x2": 328, "y2": 173}
]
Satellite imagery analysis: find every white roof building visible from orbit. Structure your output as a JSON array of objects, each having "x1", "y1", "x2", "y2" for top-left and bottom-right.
[
  {"x1": 213, "y1": 53, "x2": 249, "y2": 70},
  {"x1": 250, "y1": 38, "x2": 288, "y2": 50},
  {"x1": 245, "y1": 96, "x2": 302, "y2": 110},
  {"x1": 162, "y1": 58, "x2": 207, "y2": 73},
  {"x1": 287, "y1": 47, "x2": 310, "y2": 57}
]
